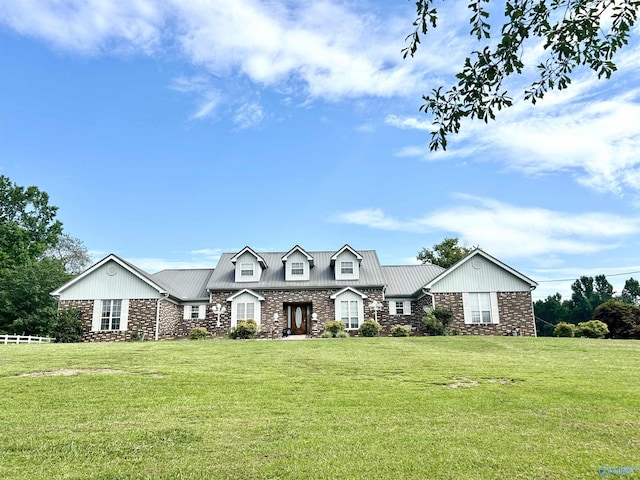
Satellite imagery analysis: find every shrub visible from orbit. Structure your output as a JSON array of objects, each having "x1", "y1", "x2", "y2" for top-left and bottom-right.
[
  {"x1": 423, "y1": 306, "x2": 455, "y2": 336},
  {"x1": 553, "y1": 322, "x2": 576, "y2": 337},
  {"x1": 52, "y1": 308, "x2": 83, "y2": 343},
  {"x1": 229, "y1": 319, "x2": 258, "y2": 339},
  {"x1": 359, "y1": 319, "x2": 382, "y2": 337},
  {"x1": 324, "y1": 321, "x2": 345, "y2": 338},
  {"x1": 390, "y1": 325, "x2": 411, "y2": 337},
  {"x1": 320, "y1": 331, "x2": 333, "y2": 338},
  {"x1": 592, "y1": 300, "x2": 640, "y2": 339},
  {"x1": 575, "y1": 320, "x2": 609, "y2": 339},
  {"x1": 130, "y1": 330, "x2": 146, "y2": 342},
  {"x1": 189, "y1": 327, "x2": 208, "y2": 340},
  {"x1": 336, "y1": 331, "x2": 350, "y2": 338}
]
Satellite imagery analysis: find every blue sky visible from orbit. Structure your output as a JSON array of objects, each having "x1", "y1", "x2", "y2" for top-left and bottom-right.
[{"x1": 1, "y1": 1, "x2": 639, "y2": 301}]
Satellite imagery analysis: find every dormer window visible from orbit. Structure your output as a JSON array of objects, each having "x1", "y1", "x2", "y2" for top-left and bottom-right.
[
  {"x1": 241, "y1": 263, "x2": 254, "y2": 277},
  {"x1": 340, "y1": 261, "x2": 354, "y2": 275},
  {"x1": 291, "y1": 262, "x2": 304, "y2": 275}
]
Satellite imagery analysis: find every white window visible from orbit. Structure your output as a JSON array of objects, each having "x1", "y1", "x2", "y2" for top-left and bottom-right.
[
  {"x1": 240, "y1": 263, "x2": 254, "y2": 276},
  {"x1": 463, "y1": 292, "x2": 500, "y2": 324},
  {"x1": 341, "y1": 300, "x2": 359, "y2": 329},
  {"x1": 236, "y1": 302, "x2": 256, "y2": 321},
  {"x1": 190, "y1": 305, "x2": 199, "y2": 319},
  {"x1": 389, "y1": 300, "x2": 411, "y2": 316},
  {"x1": 101, "y1": 299, "x2": 122, "y2": 330},
  {"x1": 291, "y1": 262, "x2": 304, "y2": 275},
  {"x1": 341, "y1": 261, "x2": 354, "y2": 275}
]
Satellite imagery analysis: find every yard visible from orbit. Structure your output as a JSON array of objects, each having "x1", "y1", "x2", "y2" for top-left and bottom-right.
[{"x1": 1, "y1": 337, "x2": 639, "y2": 479}]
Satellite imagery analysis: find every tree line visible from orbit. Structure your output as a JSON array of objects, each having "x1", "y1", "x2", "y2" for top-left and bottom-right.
[{"x1": 0, "y1": 175, "x2": 90, "y2": 338}]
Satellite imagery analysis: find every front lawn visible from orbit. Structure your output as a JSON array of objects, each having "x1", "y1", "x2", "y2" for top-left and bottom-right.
[{"x1": 1, "y1": 337, "x2": 639, "y2": 479}]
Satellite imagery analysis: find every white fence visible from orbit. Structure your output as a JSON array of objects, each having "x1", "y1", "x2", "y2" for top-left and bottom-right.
[{"x1": 1, "y1": 335, "x2": 53, "y2": 345}]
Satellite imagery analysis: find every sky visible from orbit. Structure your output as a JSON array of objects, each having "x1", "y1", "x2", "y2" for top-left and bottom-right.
[{"x1": 1, "y1": 0, "x2": 639, "y2": 301}]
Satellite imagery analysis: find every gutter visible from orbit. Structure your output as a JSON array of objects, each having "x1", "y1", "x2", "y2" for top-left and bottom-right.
[{"x1": 422, "y1": 287, "x2": 436, "y2": 310}]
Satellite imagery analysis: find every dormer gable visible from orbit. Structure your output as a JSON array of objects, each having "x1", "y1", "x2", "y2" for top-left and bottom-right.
[
  {"x1": 330, "y1": 244, "x2": 363, "y2": 281},
  {"x1": 281, "y1": 245, "x2": 314, "y2": 281},
  {"x1": 231, "y1": 246, "x2": 267, "y2": 283}
]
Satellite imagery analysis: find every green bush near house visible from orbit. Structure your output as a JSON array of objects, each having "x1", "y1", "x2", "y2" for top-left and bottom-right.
[
  {"x1": 553, "y1": 322, "x2": 576, "y2": 337},
  {"x1": 336, "y1": 331, "x2": 350, "y2": 338},
  {"x1": 575, "y1": 320, "x2": 609, "y2": 339},
  {"x1": 423, "y1": 306, "x2": 454, "y2": 336},
  {"x1": 229, "y1": 319, "x2": 257, "y2": 339},
  {"x1": 390, "y1": 325, "x2": 411, "y2": 337},
  {"x1": 359, "y1": 319, "x2": 382, "y2": 337},
  {"x1": 189, "y1": 327, "x2": 208, "y2": 340},
  {"x1": 51, "y1": 308, "x2": 83, "y2": 343},
  {"x1": 323, "y1": 320, "x2": 345, "y2": 338}
]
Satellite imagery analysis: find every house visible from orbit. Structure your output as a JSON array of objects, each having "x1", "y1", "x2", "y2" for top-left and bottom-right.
[{"x1": 51, "y1": 245, "x2": 537, "y2": 341}]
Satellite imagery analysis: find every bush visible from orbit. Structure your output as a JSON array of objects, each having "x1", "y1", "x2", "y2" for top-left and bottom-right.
[
  {"x1": 592, "y1": 300, "x2": 640, "y2": 339},
  {"x1": 189, "y1": 327, "x2": 208, "y2": 340},
  {"x1": 553, "y1": 322, "x2": 576, "y2": 337},
  {"x1": 336, "y1": 331, "x2": 350, "y2": 338},
  {"x1": 359, "y1": 319, "x2": 382, "y2": 337},
  {"x1": 320, "y1": 331, "x2": 333, "y2": 338},
  {"x1": 229, "y1": 319, "x2": 258, "y2": 339},
  {"x1": 575, "y1": 320, "x2": 609, "y2": 339},
  {"x1": 390, "y1": 325, "x2": 411, "y2": 337},
  {"x1": 52, "y1": 308, "x2": 84, "y2": 343},
  {"x1": 324, "y1": 321, "x2": 345, "y2": 338},
  {"x1": 423, "y1": 306, "x2": 455, "y2": 336}
]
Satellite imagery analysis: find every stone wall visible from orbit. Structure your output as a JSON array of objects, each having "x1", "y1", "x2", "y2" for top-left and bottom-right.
[
  {"x1": 158, "y1": 300, "x2": 183, "y2": 338},
  {"x1": 59, "y1": 298, "x2": 159, "y2": 342},
  {"x1": 433, "y1": 291, "x2": 535, "y2": 336}
]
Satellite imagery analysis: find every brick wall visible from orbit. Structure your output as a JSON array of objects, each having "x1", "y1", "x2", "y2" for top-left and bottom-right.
[{"x1": 433, "y1": 291, "x2": 535, "y2": 336}]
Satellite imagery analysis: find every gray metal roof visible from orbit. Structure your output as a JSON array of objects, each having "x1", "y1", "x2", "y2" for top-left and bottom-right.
[
  {"x1": 206, "y1": 250, "x2": 387, "y2": 291},
  {"x1": 381, "y1": 264, "x2": 445, "y2": 297},
  {"x1": 152, "y1": 269, "x2": 214, "y2": 300}
]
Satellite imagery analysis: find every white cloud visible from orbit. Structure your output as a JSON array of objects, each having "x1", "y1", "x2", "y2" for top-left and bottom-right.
[
  {"x1": 335, "y1": 195, "x2": 640, "y2": 259},
  {"x1": 233, "y1": 103, "x2": 266, "y2": 130},
  {"x1": 385, "y1": 114, "x2": 431, "y2": 131},
  {"x1": 126, "y1": 257, "x2": 213, "y2": 273}
]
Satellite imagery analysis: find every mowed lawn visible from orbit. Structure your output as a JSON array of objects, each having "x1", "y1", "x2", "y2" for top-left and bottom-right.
[{"x1": 1, "y1": 337, "x2": 639, "y2": 480}]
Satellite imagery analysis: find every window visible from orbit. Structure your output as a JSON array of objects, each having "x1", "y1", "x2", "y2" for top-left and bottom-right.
[
  {"x1": 291, "y1": 262, "x2": 304, "y2": 275},
  {"x1": 240, "y1": 263, "x2": 254, "y2": 276},
  {"x1": 340, "y1": 261, "x2": 354, "y2": 275},
  {"x1": 101, "y1": 299, "x2": 122, "y2": 330},
  {"x1": 469, "y1": 293, "x2": 492, "y2": 324},
  {"x1": 236, "y1": 302, "x2": 255, "y2": 321},
  {"x1": 341, "y1": 300, "x2": 359, "y2": 329},
  {"x1": 190, "y1": 305, "x2": 199, "y2": 319},
  {"x1": 395, "y1": 302, "x2": 404, "y2": 315}
]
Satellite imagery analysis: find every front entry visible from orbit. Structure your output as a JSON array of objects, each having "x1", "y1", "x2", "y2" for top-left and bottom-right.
[{"x1": 287, "y1": 303, "x2": 310, "y2": 335}]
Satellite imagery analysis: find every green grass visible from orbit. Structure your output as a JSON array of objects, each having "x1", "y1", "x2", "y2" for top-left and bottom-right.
[{"x1": 1, "y1": 337, "x2": 639, "y2": 479}]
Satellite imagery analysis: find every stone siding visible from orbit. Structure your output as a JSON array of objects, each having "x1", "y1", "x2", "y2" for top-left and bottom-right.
[
  {"x1": 433, "y1": 291, "x2": 535, "y2": 336},
  {"x1": 158, "y1": 300, "x2": 183, "y2": 338}
]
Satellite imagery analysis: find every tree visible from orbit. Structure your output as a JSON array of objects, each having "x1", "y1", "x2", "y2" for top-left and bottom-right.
[
  {"x1": 0, "y1": 175, "x2": 62, "y2": 268},
  {"x1": 620, "y1": 277, "x2": 640, "y2": 306},
  {"x1": 534, "y1": 292, "x2": 571, "y2": 336},
  {"x1": 417, "y1": 237, "x2": 473, "y2": 268},
  {"x1": 403, "y1": 1, "x2": 640, "y2": 150},
  {"x1": 592, "y1": 300, "x2": 640, "y2": 339},
  {"x1": 569, "y1": 274, "x2": 614, "y2": 324},
  {"x1": 45, "y1": 233, "x2": 92, "y2": 275}
]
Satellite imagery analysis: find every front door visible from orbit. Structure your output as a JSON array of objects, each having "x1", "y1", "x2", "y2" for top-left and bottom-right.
[{"x1": 289, "y1": 304, "x2": 307, "y2": 335}]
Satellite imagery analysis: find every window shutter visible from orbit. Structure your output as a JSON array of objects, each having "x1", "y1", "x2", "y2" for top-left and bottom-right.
[
  {"x1": 389, "y1": 301, "x2": 396, "y2": 315},
  {"x1": 198, "y1": 305, "x2": 206, "y2": 319},
  {"x1": 462, "y1": 293, "x2": 472, "y2": 324},
  {"x1": 490, "y1": 292, "x2": 500, "y2": 324},
  {"x1": 92, "y1": 300, "x2": 102, "y2": 331},
  {"x1": 120, "y1": 299, "x2": 129, "y2": 331},
  {"x1": 183, "y1": 305, "x2": 190, "y2": 320},
  {"x1": 403, "y1": 301, "x2": 411, "y2": 315}
]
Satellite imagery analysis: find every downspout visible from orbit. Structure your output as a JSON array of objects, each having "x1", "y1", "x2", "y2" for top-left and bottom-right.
[
  {"x1": 422, "y1": 287, "x2": 436, "y2": 310},
  {"x1": 530, "y1": 285, "x2": 537, "y2": 337}
]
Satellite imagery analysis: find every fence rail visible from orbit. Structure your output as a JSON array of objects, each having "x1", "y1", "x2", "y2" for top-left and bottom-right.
[{"x1": 1, "y1": 335, "x2": 53, "y2": 345}]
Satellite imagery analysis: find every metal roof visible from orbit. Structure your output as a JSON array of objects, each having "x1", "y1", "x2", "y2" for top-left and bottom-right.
[
  {"x1": 152, "y1": 268, "x2": 214, "y2": 300},
  {"x1": 381, "y1": 264, "x2": 445, "y2": 297},
  {"x1": 206, "y1": 250, "x2": 387, "y2": 291}
]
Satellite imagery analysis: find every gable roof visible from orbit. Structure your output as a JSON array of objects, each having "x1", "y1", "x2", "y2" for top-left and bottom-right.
[
  {"x1": 231, "y1": 246, "x2": 268, "y2": 269},
  {"x1": 281, "y1": 245, "x2": 314, "y2": 267},
  {"x1": 226, "y1": 289, "x2": 265, "y2": 301},
  {"x1": 207, "y1": 249, "x2": 386, "y2": 290},
  {"x1": 330, "y1": 287, "x2": 368, "y2": 299},
  {"x1": 330, "y1": 244, "x2": 363, "y2": 266},
  {"x1": 151, "y1": 268, "x2": 214, "y2": 301},
  {"x1": 51, "y1": 254, "x2": 170, "y2": 298},
  {"x1": 381, "y1": 264, "x2": 445, "y2": 298},
  {"x1": 423, "y1": 248, "x2": 537, "y2": 290}
]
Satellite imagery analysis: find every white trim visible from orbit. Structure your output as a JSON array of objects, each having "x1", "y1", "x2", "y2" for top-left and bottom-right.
[
  {"x1": 198, "y1": 304, "x2": 207, "y2": 320},
  {"x1": 281, "y1": 245, "x2": 314, "y2": 267},
  {"x1": 226, "y1": 289, "x2": 265, "y2": 302},
  {"x1": 120, "y1": 299, "x2": 129, "y2": 331},
  {"x1": 330, "y1": 244, "x2": 363, "y2": 263},
  {"x1": 462, "y1": 292, "x2": 499, "y2": 325},
  {"x1": 330, "y1": 287, "x2": 368, "y2": 300},
  {"x1": 51, "y1": 254, "x2": 167, "y2": 297},
  {"x1": 92, "y1": 300, "x2": 102, "y2": 331},
  {"x1": 230, "y1": 246, "x2": 268, "y2": 268}
]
